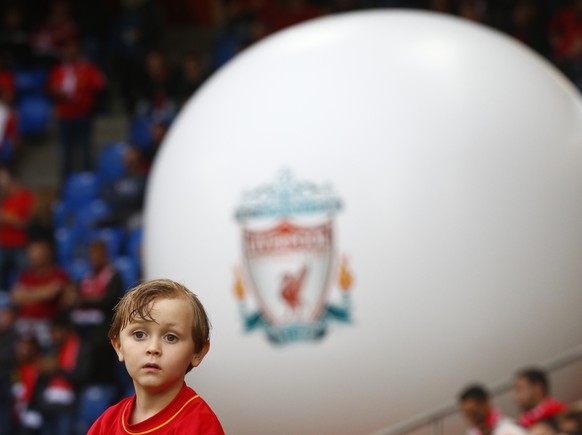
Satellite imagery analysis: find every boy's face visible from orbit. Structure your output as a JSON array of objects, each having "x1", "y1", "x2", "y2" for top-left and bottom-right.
[{"x1": 112, "y1": 297, "x2": 208, "y2": 395}]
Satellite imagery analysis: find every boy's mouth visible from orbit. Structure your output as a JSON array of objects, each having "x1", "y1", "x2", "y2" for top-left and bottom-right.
[{"x1": 143, "y1": 363, "x2": 161, "y2": 370}]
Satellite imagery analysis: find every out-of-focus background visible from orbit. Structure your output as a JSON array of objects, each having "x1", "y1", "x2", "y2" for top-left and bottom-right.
[{"x1": 0, "y1": 1, "x2": 582, "y2": 434}]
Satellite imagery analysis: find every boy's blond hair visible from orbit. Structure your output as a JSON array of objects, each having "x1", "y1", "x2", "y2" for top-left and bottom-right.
[{"x1": 108, "y1": 279, "x2": 211, "y2": 356}]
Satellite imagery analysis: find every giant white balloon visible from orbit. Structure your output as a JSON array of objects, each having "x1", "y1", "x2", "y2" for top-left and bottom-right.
[{"x1": 144, "y1": 10, "x2": 582, "y2": 435}]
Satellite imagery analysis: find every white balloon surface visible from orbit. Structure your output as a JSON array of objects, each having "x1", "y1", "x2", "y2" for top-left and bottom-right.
[{"x1": 144, "y1": 10, "x2": 582, "y2": 435}]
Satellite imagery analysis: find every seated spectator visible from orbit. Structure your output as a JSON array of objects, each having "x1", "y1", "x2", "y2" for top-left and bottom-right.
[
  {"x1": 512, "y1": 367, "x2": 567, "y2": 431},
  {"x1": 47, "y1": 38, "x2": 106, "y2": 181},
  {"x1": 260, "y1": 0, "x2": 322, "y2": 33},
  {"x1": 0, "y1": 5, "x2": 33, "y2": 68},
  {"x1": 457, "y1": 0, "x2": 488, "y2": 24},
  {"x1": 26, "y1": 187, "x2": 58, "y2": 244},
  {"x1": 135, "y1": 50, "x2": 178, "y2": 121},
  {"x1": 27, "y1": 314, "x2": 92, "y2": 435},
  {"x1": 110, "y1": 0, "x2": 165, "y2": 115},
  {"x1": 0, "y1": 166, "x2": 35, "y2": 292},
  {"x1": 0, "y1": 53, "x2": 15, "y2": 106},
  {"x1": 0, "y1": 88, "x2": 19, "y2": 165},
  {"x1": 12, "y1": 334, "x2": 42, "y2": 434},
  {"x1": 528, "y1": 422, "x2": 559, "y2": 435},
  {"x1": 548, "y1": 0, "x2": 582, "y2": 91},
  {"x1": 559, "y1": 408, "x2": 582, "y2": 435},
  {"x1": 10, "y1": 239, "x2": 74, "y2": 348},
  {"x1": 0, "y1": 294, "x2": 17, "y2": 434},
  {"x1": 509, "y1": 0, "x2": 551, "y2": 58},
  {"x1": 70, "y1": 239, "x2": 124, "y2": 384},
  {"x1": 429, "y1": 0, "x2": 455, "y2": 13},
  {"x1": 30, "y1": 0, "x2": 79, "y2": 66},
  {"x1": 458, "y1": 384, "x2": 526, "y2": 435},
  {"x1": 176, "y1": 51, "x2": 209, "y2": 106},
  {"x1": 142, "y1": 117, "x2": 168, "y2": 170},
  {"x1": 100, "y1": 147, "x2": 146, "y2": 231}
]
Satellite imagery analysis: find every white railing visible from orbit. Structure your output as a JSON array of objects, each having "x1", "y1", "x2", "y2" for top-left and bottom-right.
[{"x1": 371, "y1": 343, "x2": 582, "y2": 435}]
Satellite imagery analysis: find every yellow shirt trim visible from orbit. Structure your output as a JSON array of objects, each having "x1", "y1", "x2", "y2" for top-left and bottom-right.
[{"x1": 121, "y1": 394, "x2": 200, "y2": 434}]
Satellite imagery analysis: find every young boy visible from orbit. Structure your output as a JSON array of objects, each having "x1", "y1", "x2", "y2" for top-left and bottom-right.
[{"x1": 88, "y1": 278, "x2": 225, "y2": 434}]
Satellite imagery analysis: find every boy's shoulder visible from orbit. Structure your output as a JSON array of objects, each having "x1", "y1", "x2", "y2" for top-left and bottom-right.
[
  {"x1": 88, "y1": 385, "x2": 225, "y2": 435},
  {"x1": 87, "y1": 395, "x2": 133, "y2": 435},
  {"x1": 164, "y1": 384, "x2": 225, "y2": 434}
]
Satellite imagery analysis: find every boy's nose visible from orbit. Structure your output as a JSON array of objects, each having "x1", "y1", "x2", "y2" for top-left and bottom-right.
[{"x1": 146, "y1": 340, "x2": 161, "y2": 355}]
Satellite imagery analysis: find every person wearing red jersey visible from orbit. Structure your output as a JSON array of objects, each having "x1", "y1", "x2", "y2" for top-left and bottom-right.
[
  {"x1": 512, "y1": 368, "x2": 567, "y2": 432},
  {"x1": 70, "y1": 239, "x2": 124, "y2": 385},
  {"x1": 88, "y1": 279, "x2": 224, "y2": 435},
  {"x1": 28, "y1": 314, "x2": 92, "y2": 435},
  {"x1": 0, "y1": 167, "x2": 34, "y2": 291},
  {"x1": 10, "y1": 239, "x2": 74, "y2": 348},
  {"x1": 47, "y1": 38, "x2": 105, "y2": 180},
  {"x1": 459, "y1": 384, "x2": 527, "y2": 435}
]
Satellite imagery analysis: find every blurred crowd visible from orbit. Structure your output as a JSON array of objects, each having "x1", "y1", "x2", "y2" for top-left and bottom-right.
[
  {"x1": 0, "y1": 0, "x2": 581, "y2": 434},
  {"x1": 458, "y1": 368, "x2": 582, "y2": 435}
]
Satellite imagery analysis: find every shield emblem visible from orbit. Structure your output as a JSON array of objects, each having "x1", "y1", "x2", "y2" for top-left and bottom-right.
[{"x1": 241, "y1": 220, "x2": 334, "y2": 325}]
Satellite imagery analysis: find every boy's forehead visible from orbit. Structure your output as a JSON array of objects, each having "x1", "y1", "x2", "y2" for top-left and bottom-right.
[{"x1": 126, "y1": 295, "x2": 194, "y2": 324}]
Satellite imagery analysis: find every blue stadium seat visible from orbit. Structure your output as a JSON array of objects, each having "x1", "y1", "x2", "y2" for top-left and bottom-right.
[
  {"x1": 75, "y1": 384, "x2": 117, "y2": 434},
  {"x1": 97, "y1": 142, "x2": 129, "y2": 184},
  {"x1": 74, "y1": 200, "x2": 111, "y2": 237},
  {"x1": 88, "y1": 226, "x2": 124, "y2": 259},
  {"x1": 113, "y1": 256, "x2": 140, "y2": 291},
  {"x1": 54, "y1": 227, "x2": 77, "y2": 267},
  {"x1": 0, "y1": 139, "x2": 13, "y2": 166},
  {"x1": 16, "y1": 95, "x2": 52, "y2": 137},
  {"x1": 14, "y1": 67, "x2": 48, "y2": 97},
  {"x1": 125, "y1": 226, "x2": 142, "y2": 265},
  {"x1": 62, "y1": 172, "x2": 100, "y2": 210},
  {"x1": 66, "y1": 257, "x2": 91, "y2": 283},
  {"x1": 129, "y1": 116, "x2": 152, "y2": 150},
  {"x1": 52, "y1": 200, "x2": 69, "y2": 230}
]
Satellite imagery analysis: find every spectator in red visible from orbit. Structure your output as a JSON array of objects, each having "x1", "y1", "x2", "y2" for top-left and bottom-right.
[
  {"x1": 30, "y1": 0, "x2": 79, "y2": 66},
  {"x1": 0, "y1": 54, "x2": 15, "y2": 106},
  {"x1": 0, "y1": 166, "x2": 34, "y2": 292},
  {"x1": 548, "y1": 0, "x2": 582, "y2": 90},
  {"x1": 12, "y1": 334, "x2": 42, "y2": 434},
  {"x1": 459, "y1": 384, "x2": 526, "y2": 435},
  {"x1": 512, "y1": 367, "x2": 567, "y2": 432},
  {"x1": 28, "y1": 315, "x2": 92, "y2": 435},
  {"x1": 70, "y1": 239, "x2": 124, "y2": 384},
  {"x1": 10, "y1": 239, "x2": 74, "y2": 348},
  {"x1": 260, "y1": 0, "x2": 322, "y2": 33},
  {"x1": 47, "y1": 38, "x2": 106, "y2": 181}
]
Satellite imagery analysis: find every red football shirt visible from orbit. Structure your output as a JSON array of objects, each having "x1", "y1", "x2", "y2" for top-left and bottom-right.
[
  {"x1": 88, "y1": 383, "x2": 225, "y2": 435},
  {"x1": 0, "y1": 187, "x2": 34, "y2": 248},
  {"x1": 15, "y1": 267, "x2": 70, "y2": 319},
  {"x1": 47, "y1": 59, "x2": 105, "y2": 119}
]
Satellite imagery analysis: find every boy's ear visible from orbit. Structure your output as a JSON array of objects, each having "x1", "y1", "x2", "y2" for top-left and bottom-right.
[
  {"x1": 111, "y1": 338, "x2": 124, "y2": 362},
  {"x1": 191, "y1": 341, "x2": 210, "y2": 368}
]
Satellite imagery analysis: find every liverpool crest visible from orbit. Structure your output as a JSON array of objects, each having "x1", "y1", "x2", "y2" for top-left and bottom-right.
[{"x1": 233, "y1": 171, "x2": 353, "y2": 345}]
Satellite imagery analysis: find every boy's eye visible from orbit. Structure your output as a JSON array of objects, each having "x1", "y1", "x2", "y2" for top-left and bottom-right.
[
  {"x1": 133, "y1": 331, "x2": 146, "y2": 339},
  {"x1": 165, "y1": 334, "x2": 178, "y2": 343}
]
